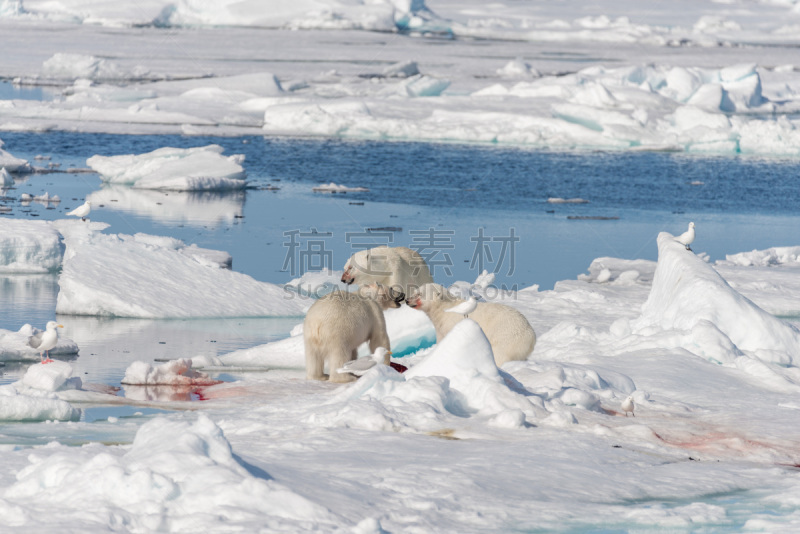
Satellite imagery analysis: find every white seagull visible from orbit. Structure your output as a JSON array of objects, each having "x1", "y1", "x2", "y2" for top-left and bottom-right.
[
  {"x1": 337, "y1": 347, "x2": 391, "y2": 377},
  {"x1": 621, "y1": 395, "x2": 635, "y2": 417},
  {"x1": 28, "y1": 320, "x2": 64, "y2": 364},
  {"x1": 67, "y1": 200, "x2": 91, "y2": 221},
  {"x1": 675, "y1": 222, "x2": 695, "y2": 251},
  {"x1": 446, "y1": 296, "x2": 478, "y2": 318}
]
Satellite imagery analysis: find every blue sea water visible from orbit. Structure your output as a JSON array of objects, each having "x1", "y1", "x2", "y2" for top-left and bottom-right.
[{"x1": 1, "y1": 132, "x2": 799, "y2": 393}]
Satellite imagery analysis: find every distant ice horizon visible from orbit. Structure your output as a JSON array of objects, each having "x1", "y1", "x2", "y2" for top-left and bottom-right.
[{"x1": 1, "y1": 0, "x2": 800, "y2": 156}]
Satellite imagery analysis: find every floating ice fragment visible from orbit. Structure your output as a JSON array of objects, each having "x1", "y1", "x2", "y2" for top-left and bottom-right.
[
  {"x1": 312, "y1": 182, "x2": 369, "y2": 193},
  {"x1": 87, "y1": 145, "x2": 247, "y2": 191},
  {"x1": 122, "y1": 358, "x2": 221, "y2": 386}
]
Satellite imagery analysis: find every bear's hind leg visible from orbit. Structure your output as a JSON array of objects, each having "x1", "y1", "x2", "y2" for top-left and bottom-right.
[
  {"x1": 304, "y1": 340, "x2": 326, "y2": 381},
  {"x1": 327, "y1": 347, "x2": 357, "y2": 383}
]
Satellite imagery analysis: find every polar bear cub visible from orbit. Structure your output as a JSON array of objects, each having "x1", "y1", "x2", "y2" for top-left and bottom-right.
[
  {"x1": 304, "y1": 283, "x2": 404, "y2": 383},
  {"x1": 406, "y1": 283, "x2": 536, "y2": 366},
  {"x1": 341, "y1": 246, "x2": 434, "y2": 297}
]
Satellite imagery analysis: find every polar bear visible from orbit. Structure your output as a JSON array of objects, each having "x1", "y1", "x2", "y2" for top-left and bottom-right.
[
  {"x1": 304, "y1": 283, "x2": 403, "y2": 383},
  {"x1": 341, "y1": 246, "x2": 434, "y2": 297},
  {"x1": 406, "y1": 283, "x2": 536, "y2": 366}
]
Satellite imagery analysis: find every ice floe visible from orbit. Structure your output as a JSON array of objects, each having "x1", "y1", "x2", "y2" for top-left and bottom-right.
[
  {"x1": 0, "y1": 140, "x2": 31, "y2": 173},
  {"x1": 312, "y1": 182, "x2": 369, "y2": 193},
  {"x1": 54, "y1": 221, "x2": 303, "y2": 317},
  {"x1": 0, "y1": 360, "x2": 81, "y2": 421},
  {"x1": 0, "y1": 219, "x2": 64, "y2": 273},
  {"x1": 122, "y1": 358, "x2": 221, "y2": 386},
  {"x1": 87, "y1": 145, "x2": 247, "y2": 191}
]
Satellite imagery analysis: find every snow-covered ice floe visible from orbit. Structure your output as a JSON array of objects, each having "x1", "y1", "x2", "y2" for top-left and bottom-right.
[
  {"x1": 0, "y1": 219, "x2": 64, "y2": 273},
  {"x1": 0, "y1": 140, "x2": 32, "y2": 173},
  {"x1": 0, "y1": 219, "x2": 303, "y2": 318},
  {"x1": 0, "y1": 360, "x2": 81, "y2": 421},
  {"x1": 87, "y1": 145, "x2": 247, "y2": 191},
  {"x1": 53, "y1": 221, "x2": 303, "y2": 318},
  {"x1": 0, "y1": 323, "x2": 79, "y2": 362}
]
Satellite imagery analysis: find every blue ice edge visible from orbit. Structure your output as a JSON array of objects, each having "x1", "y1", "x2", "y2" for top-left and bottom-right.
[{"x1": 391, "y1": 331, "x2": 436, "y2": 358}]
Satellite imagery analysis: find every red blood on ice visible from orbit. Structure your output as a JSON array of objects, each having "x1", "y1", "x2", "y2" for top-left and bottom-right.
[{"x1": 389, "y1": 362, "x2": 408, "y2": 373}]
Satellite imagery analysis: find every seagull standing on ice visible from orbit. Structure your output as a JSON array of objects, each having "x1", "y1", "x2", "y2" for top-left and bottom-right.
[
  {"x1": 67, "y1": 200, "x2": 91, "y2": 221},
  {"x1": 621, "y1": 395, "x2": 635, "y2": 417},
  {"x1": 337, "y1": 347, "x2": 392, "y2": 377},
  {"x1": 28, "y1": 321, "x2": 63, "y2": 364},
  {"x1": 446, "y1": 296, "x2": 478, "y2": 318},
  {"x1": 675, "y1": 222, "x2": 695, "y2": 251}
]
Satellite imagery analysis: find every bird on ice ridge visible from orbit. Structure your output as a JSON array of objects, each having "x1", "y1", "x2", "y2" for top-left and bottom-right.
[
  {"x1": 675, "y1": 222, "x2": 695, "y2": 251},
  {"x1": 67, "y1": 200, "x2": 91, "y2": 221}
]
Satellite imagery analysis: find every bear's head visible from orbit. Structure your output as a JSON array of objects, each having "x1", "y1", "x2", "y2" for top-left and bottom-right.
[
  {"x1": 341, "y1": 247, "x2": 394, "y2": 286},
  {"x1": 359, "y1": 282, "x2": 405, "y2": 309},
  {"x1": 405, "y1": 283, "x2": 456, "y2": 312}
]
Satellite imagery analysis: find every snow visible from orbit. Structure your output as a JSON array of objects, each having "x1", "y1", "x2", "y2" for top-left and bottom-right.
[
  {"x1": 87, "y1": 145, "x2": 247, "y2": 191},
  {"x1": 0, "y1": 387, "x2": 81, "y2": 422},
  {"x1": 53, "y1": 221, "x2": 306, "y2": 317},
  {"x1": 4, "y1": 0, "x2": 800, "y2": 531},
  {"x1": 719, "y1": 245, "x2": 800, "y2": 267},
  {"x1": 3, "y1": 232, "x2": 800, "y2": 529},
  {"x1": 1, "y1": 415, "x2": 336, "y2": 530},
  {"x1": 632, "y1": 233, "x2": 800, "y2": 367}
]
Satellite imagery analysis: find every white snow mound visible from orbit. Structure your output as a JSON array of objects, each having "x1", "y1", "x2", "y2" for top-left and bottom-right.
[
  {"x1": 633, "y1": 232, "x2": 800, "y2": 366},
  {"x1": 2, "y1": 415, "x2": 335, "y2": 528}
]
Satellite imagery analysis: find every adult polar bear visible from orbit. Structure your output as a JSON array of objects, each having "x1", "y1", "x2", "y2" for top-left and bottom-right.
[
  {"x1": 304, "y1": 283, "x2": 403, "y2": 383},
  {"x1": 406, "y1": 283, "x2": 536, "y2": 366},
  {"x1": 341, "y1": 246, "x2": 434, "y2": 298}
]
